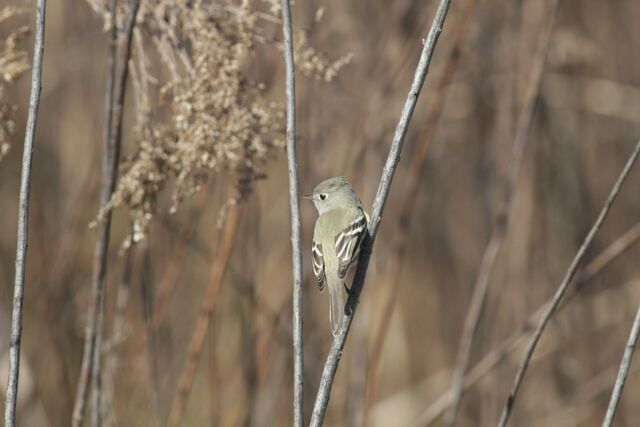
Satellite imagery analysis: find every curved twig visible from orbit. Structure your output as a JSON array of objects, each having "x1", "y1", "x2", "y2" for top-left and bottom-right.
[
  {"x1": 4, "y1": 0, "x2": 46, "y2": 426},
  {"x1": 308, "y1": 1, "x2": 453, "y2": 425}
]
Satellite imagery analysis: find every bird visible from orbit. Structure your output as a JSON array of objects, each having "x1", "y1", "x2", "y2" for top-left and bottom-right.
[{"x1": 306, "y1": 176, "x2": 368, "y2": 336}]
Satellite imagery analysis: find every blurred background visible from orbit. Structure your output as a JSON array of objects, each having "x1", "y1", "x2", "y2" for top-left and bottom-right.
[{"x1": 1, "y1": 0, "x2": 640, "y2": 426}]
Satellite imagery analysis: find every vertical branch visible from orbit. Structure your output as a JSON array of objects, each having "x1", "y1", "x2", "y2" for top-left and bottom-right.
[
  {"x1": 91, "y1": 261, "x2": 107, "y2": 427},
  {"x1": 166, "y1": 203, "x2": 241, "y2": 427},
  {"x1": 278, "y1": 0, "x2": 304, "y2": 426},
  {"x1": 72, "y1": 0, "x2": 118, "y2": 423},
  {"x1": 601, "y1": 305, "x2": 640, "y2": 427},
  {"x1": 92, "y1": 0, "x2": 141, "y2": 423},
  {"x1": 140, "y1": 237, "x2": 161, "y2": 426},
  {"x1": 71, "y1": 0, "x2": 141, "y2": 425},
  {"x1": 442, "y1": 2, "x2": 559, "y2": 425},
  {"x1": 3, "y1": 0, "x2": 46, "y2": 426},
  {"x1": 102, "y1": 233, "x2": 135, "y2": 427},
  {"x1": 92, "y1": 2, "x2": 142, "y2": 425},
  {"x1": 308, "y1": 1, "x2": 453, "y2": 425},
  {"x1": 497, "y1": 139, "x2": 640, "y2": 427}
]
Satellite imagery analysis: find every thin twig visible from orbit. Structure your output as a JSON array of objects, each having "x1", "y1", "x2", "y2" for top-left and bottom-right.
[
  {"x1": 240, "y1": 222, "x2": 259, "y2": 427},
  {"x1": 602, "y1": 305, "x2": 640, "y2": 427},
  {"x1": 364, "y1": 0, "x2": 480, "y2": 418},
  {"x1": 578, "y1": 222, "x2": 640, "y2": 282},
  {"x1": 279, "y1": 0, "x2": 304, "y2": 425},
  {"x1": 92, "y1": 276, "x2": 107, "y2": 427},
  {"x1": 94, "y1": 0, "x2": 141, "y2": 424},
  {"x1": 166, "y1": 203, "x2": 241, "y2": 427},
  {"x1": 308, "y1": 1, "x2": 453, "y2": 425},
  {"x1": 102, "y1": 233, "x2": 135, "y2": 427},
  {"x1": 72, "y1": 0, "x2": 141, "y2": 425},
  {"x1": 72, "y1": 0, "x2": 118, "y2": 423},
  {"x1": 443, "y1": 2, "x2": 559, "y2": 424},
  {"x1": 140, "y1": 237, "x2": 161, "y2": 426},
  {"x1": 497, "y1": 139, "x2": 640, "y2": 427},
  {"x1": 412, "y1": 219, "x2": 640, "y2": 427},
  {"x1": 3, "y1": 0, "x2": 46, "y2": 425}
]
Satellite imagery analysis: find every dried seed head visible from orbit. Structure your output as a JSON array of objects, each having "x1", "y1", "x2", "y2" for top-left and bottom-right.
[
  {"x1": 87, "y1": 0, "x2": 349, "y2": 247},
  {"x1": 0, "y1": 6, "x2": 29, "y2": 160}
]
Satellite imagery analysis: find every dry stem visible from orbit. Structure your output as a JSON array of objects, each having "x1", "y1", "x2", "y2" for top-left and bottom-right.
[
  {"x1": 601, "y1": 305, "x2": 640, "y2": 427},
  {"x1": 166, "y1": 203, "x2": 241, "y2": 427},
  {"x1": 4, "y1": 0, "x2": 46, "y2": 425},
  {"x1": 279, "y1": 0, "x2": 304, "y2": 425},
  {"x1": 102, "y1": 233, "x2": 135, "y2": 427},
  {"x1": 72, "y1": 1, "x2": 141, "y2": 425}
]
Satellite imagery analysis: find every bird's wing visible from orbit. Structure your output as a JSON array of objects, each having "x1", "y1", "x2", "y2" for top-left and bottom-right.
[
  {"x1": 312, "y1": 240, "x2": 326, "y2": 291},
  {"x1": 334, "y1": 211, "x2": 368, "y2": 279}
]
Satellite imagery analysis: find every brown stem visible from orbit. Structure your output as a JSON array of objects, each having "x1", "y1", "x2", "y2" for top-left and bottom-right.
[
  {"x1": 72, "y1": 0, "x2": 141, "y2": 425},
  {"x1": 166, "y1": 203, "x2": 242, "y2": 427}
]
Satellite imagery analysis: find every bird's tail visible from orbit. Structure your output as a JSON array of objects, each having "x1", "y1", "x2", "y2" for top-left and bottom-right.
[{"x1": 328, "y1": 279, "x2": 345, "y2": 337}]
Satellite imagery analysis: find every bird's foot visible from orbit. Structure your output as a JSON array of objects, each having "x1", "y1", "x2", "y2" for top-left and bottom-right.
[
  {"x1": 343, "y1": 283, "x2": 355, "y2": 297},
  {"x1": 343, "y1": 284, "x2": 358, "y2": 315}
]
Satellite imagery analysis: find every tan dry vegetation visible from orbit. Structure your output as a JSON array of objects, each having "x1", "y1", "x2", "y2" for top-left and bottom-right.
[
  {"x1": 0, "y1": 5, "x2": 29, "y2": 162},
  {"x1": 1, "y1": 0, "x2": 640, "y2": 426}
]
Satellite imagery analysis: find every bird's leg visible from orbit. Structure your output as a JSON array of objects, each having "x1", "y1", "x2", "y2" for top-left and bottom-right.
[
  {"x1": 343, "y1": 283, "x2": 358, "y2": 315},
  {"x1": 342, "y1": 282, "x2": 351, "y2": 295}
]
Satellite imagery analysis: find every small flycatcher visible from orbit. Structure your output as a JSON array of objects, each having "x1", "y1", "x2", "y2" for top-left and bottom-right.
[{"x1": 307, "y1": 176, "x2": 368, "y2": 336}]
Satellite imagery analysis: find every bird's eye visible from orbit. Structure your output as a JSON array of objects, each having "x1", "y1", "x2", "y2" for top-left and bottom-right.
[{"x1": 319, "y1": 193, "x2": 327, "y2": 201}]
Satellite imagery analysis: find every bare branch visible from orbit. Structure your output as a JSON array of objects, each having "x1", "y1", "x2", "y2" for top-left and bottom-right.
[
  {"x1": 72, "y1": 0, "x2": 141, "y2": 425},
  {"x1": 102, "y1": 233, "x2": 135, "y2": 427},
  {"x1": 443, "y1": 2, "x2": 559, "y2": 424},
  {"x1": 93, "y1": 0, "x2": 141, "y2": 421},
  {"x1": 279, "y1": 0, "x2": 304, "y2": 425},
  {"x1": 308, "y1": 1, "x2": 453, "y2": 425},
  {"x1": 602, "y1": 305, "x2": 640, "y2": 427},
  {"x1": 497, "y1": 139, "x2": 640, "y2": 427},
  {"x1": 71, "y1": 0, "x2": 118, "y2": 422},
  {"x1": 4, "y1": 0, "x2": 46, "y2": 425}
]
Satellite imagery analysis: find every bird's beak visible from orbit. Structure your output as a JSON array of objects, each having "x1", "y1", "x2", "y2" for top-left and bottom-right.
[{"x1": 302, "y1": 194, "x2": 314, "y2": 200}]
